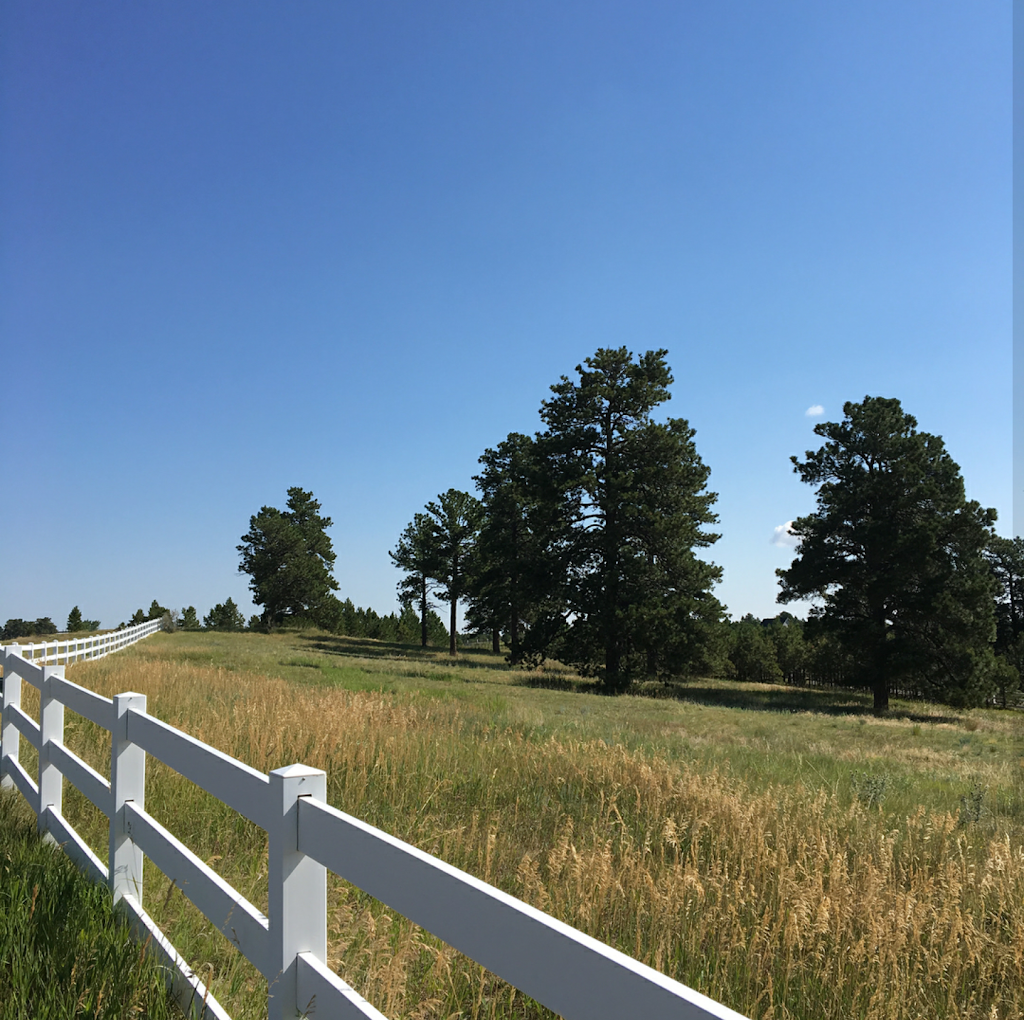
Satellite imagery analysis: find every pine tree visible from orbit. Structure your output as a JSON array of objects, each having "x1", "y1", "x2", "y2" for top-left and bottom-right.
[
  {"x1": 203, "y1": 598, "x2": 246, "y2": 631},
  {"x1": 238, "y1": 487, "x2": 338, "y2": 628},
  {"x1": 778, "y1": 396, "x2": 999, "y2": 712},
  {"x1": 423, "y1": 489, "x2": 482, "y2": 657},
  {"x1": 390, "y1": 514, "x2": 443, "y2": 647},
  {"x1": 180, "y1": 606, "x2": 201, "y2": 631},
  {"x1": 537, "y1": 347, "x2": 723, "y2": 691},
  {"x1": 468, "y1": 433, "x2": 563, "y2": 664}
]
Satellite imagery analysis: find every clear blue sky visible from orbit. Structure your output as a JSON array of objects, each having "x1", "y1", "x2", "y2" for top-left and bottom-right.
[{"x1": 1, "y1": 1, "x2": 1011, "y2": 631}]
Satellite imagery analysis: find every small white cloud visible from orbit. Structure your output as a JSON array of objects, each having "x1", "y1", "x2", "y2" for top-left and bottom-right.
[
  {"x1": 771, "y1": 521, "x2": 800, "y2": 548},
  {"x1": 805, "y1": 404, "x2": 824, "y2": 417}
]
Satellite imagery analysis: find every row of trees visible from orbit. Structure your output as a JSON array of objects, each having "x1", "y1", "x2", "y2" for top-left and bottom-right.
[
  {"x1": 392, "y1": 348, "x2": 725, "y2": 691},
  {"x1": 391, "y1": 353, "x2": 1010, "y2": 709},
  {"x1": 233, "y1": 349, "x2": 1012, "y2": 711},
  {"x1": 2, "y1": 606, "x2": 102, "y2": 640}
]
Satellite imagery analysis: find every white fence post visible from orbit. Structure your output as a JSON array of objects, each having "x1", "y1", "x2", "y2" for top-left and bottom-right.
[
  {"x1": 1, "y1": 644, "x2": 22, "y2": 790},
  {"x1": 39, "y1": 664, "x2": 66, "y2": 842},
  {"x1": 110, "y1": 692, "x2": 147, "y2": 904},
  {"x1": 268, "y1": 764, "x2": 328, "y2": 1020}
]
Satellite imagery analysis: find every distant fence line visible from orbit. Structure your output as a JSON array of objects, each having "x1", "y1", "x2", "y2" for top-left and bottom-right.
[
  {"x1": 1, "y1": 616, "x2": 164, "y2": 668},
  {"x1": 0, "y1": 635, "x2": 748, "y2": 1020}
]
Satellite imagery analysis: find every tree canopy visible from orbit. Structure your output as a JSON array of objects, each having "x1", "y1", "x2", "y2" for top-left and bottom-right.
[
  {"x1": 423, "y1": 489, "x2": 482, "y2": 657},
  {"x1": 536, "y1": 347, "x2": 723, "y2": 691},
  {"x1": 777, "y1": 396, "x2": 998, "y2": 712},
  {"x1": 204, "y1": 598, "x2": 246, "y2": 632},
  {"x1": 389, "y1": 513, "x2": 443, "y2": 648},
  {"x1": 66, "y1": 607, "x2": 100, "y2": 633},
  {"x1": 237, "y1": 487, "x2": 338, "y2": 629},
  {"x1": 466, "y1": 433, "x2": 561, "y2": 663}
]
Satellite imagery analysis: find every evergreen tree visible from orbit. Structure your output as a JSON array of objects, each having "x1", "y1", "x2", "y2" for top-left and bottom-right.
[
  {"x1": 468, "y1": 433, "x2": 563, "y2": 664},
  {"x1": 237, "y1": 487, "x2": 338, "y2": 628},
  {"x1": 764, "y1": 613, "x2": 809, "y2": 685},
  {"x1": 204, "y1": 598, "x2": 246, "y2": 631},
  {"x1": 985, "y1": 535, "x2": 1024, "y2": 654},
  {"x1": 729, "y1": 616, "x2": 783, "y2": 684},
  {"x1": 778, "y1": 396, "x2": 999, "y2": 712},
  {"x1": 180, "y1": 606, "x2": 201, "y2": 631},
  {"x1": 147, "y1": 600, "x2": 169, "y2": 620},
  {"x1": 537, "y1": 347, "x2": 723, "y2": 691},
  {"x1": 422, "y1": 489, "x2": 482, "y2": 657},
  {"x1": 390, "y1": 514, "x2": 442, "y2": 647},
  {"x1": 130, "y1": 609, "x2": 147, "y2": 625},
  {"x1": 66, "y1": 607, "x2": 84, "y2": 633}
]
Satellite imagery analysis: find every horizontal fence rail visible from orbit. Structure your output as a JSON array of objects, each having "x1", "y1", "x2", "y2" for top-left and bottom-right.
[
  {"x1": 0, "y1": 641, "x2": 750, "y2": 1020},
  {"x1": 2, "y1": 617, "x2": 164, "y2": 668}
]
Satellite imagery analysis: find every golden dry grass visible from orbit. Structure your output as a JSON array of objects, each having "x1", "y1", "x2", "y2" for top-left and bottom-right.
[{"x1": 7, "y1": 634, "x2": 1024, "y2": 1019}]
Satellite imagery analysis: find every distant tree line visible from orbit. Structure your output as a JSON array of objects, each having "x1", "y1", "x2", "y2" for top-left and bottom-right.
[{"x1": 2, "y1": 606, "x2": 102, "y2": 640}]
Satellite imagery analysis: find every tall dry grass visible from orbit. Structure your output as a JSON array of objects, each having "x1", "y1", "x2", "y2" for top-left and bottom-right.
[{"x1": 13, "y1": 648, "x2": 1024, "y2": 1020}]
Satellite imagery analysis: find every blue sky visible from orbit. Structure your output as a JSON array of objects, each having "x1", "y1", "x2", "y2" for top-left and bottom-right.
[{"x1": 1, "y1": 1, "x2": 1011, "y2": 631}]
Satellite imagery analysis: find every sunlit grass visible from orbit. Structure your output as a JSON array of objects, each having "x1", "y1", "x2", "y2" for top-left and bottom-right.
[
  {"x1": 0, "y1": 791, "x2": 180, "y2": 1020},
  {"x1": 8, "y1": 629, "x2": 1024, "y2": 1019}
]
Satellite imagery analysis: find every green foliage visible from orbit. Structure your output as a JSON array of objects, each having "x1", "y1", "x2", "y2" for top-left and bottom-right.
[
  {"x1": 778, "y1": 396, "x2": 999, "y2": 712},
  {"x1": 1, "y1": 619, "x2": 57, "y2": 641},
  {"x1": 65, "y1": 607, "x2": 100, "y2": 633},
  {"x1": 147, "y1": 600, "x2": 169, "y2": 620},
  {"x1": 129, "y1": 609, "x2": 147, "y2": 626},
  {"x1": 0, "y1": 794, "x2": 177, "y2": 1019},
  {"x1": 730, "y1": 616, "x2": 784, "y2": 684},
  {"x1": 986, "y1": 535, "x2": 1024, "y2": 653},
  {"x1": 204, "y1": 597, "x2": 246, "y2": 631},
  {"x1": 537, "y1": 347, "x2": 723, "y2": 691},
  {"x1": 237, "y1": 487, "x2": 339, "y2": 629},
  {"x1": 467, "y1": 433, "x2": 565, "y2": 665},
  {"x1": 315, "y1": 595, "x2": 449, "y2": 645},
  {"x1": 179, "y1": 606, "x2": 201, "y2": 631},
  {"x1": 423, "y1": 489, "x2": 483, "y2": 657},
  {"x1": 390, "y1": 513, "x2": 443, "y2": 647}
]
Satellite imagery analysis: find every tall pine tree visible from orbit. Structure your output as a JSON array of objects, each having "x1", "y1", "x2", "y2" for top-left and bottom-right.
[
  {"x1": 467, "y1": 433, "x2": 564, "y2": 663},
  {"x1": 389, "y1": 513, "x2": 442, "y2": 648},
  {"x1": 537, "y1": 347, "x2": 723, "y2": 691},
  {"x1": 423, "y1": 489, "x2": 482, "y2": 657},
  {"x1": 778, "y1": 396, "x2": 998, "y2": 712},
  {"x1": 237, "y1": 487, "x2": 338, "y2": 629}
]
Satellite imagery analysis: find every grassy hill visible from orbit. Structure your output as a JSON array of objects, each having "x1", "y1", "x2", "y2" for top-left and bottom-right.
[{"x1": 10, "y1": 629, "x2": 1024, "y2": 1019}]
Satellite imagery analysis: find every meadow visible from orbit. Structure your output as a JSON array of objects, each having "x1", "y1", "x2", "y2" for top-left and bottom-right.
[{"x1": 7, "y1": 629, "x2": 1024, "y2": 1019}]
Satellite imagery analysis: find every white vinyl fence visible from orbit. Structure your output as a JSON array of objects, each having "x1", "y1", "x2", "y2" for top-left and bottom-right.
[
  {"x1": 0, "y1": 639, "x2": 749, "y2": 1020},
  {"x1": 2, "y1": 616, "x2": 165, "y2": 667}
]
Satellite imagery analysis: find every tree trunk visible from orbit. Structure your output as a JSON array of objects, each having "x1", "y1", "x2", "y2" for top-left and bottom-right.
[
  {"x1": 872, "y1": 609, "x2": 890, "y2": 714},
  {"x1": 491, "y1": 626, "x2": 500, "y2": 654},
  {"x1": 449, "y1": 599, "x2": 458, "y2": 657},
  {"x1": 605, "y1": 643, "x2": 622, "y2": 692},
  {"x1": 873, "y1": 677, "x2": 889, "y2": 714},
  {"x1": 509, "y1": 602, "x2": 521, "y2": 664},
  {"x1": 419, "y1": 577, "x2": 428, "y2": 647}
]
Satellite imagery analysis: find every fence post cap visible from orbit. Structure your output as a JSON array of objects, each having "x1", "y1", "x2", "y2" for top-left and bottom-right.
[{"x1": 270, "y1": 763, "x2": 325, "y2": 781}]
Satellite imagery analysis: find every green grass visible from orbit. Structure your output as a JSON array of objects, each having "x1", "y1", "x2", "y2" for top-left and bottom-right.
[
  {"x1": 0, "y1": 791, "x2": 180, "y2": 1020},
  {"x1": 8, "y1": 628, "x2": 1024, "y2": 1019}
]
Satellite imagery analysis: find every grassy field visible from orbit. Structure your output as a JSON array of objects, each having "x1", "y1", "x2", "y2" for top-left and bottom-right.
[
  {"x1": 7, "y1": 629, "x2": 1024, "y2": 1019},
  {"x1": 0, "y1": 790, "x2": 180, "y2": 1019}
]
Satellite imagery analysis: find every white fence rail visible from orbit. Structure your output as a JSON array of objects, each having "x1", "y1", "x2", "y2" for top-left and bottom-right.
[
  {"x1": 0, "y1": 642, "x2": 748, "y2": 1020},
  {"x1": 2, "y1": 616, "x2": 164, "y2": 667}
]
